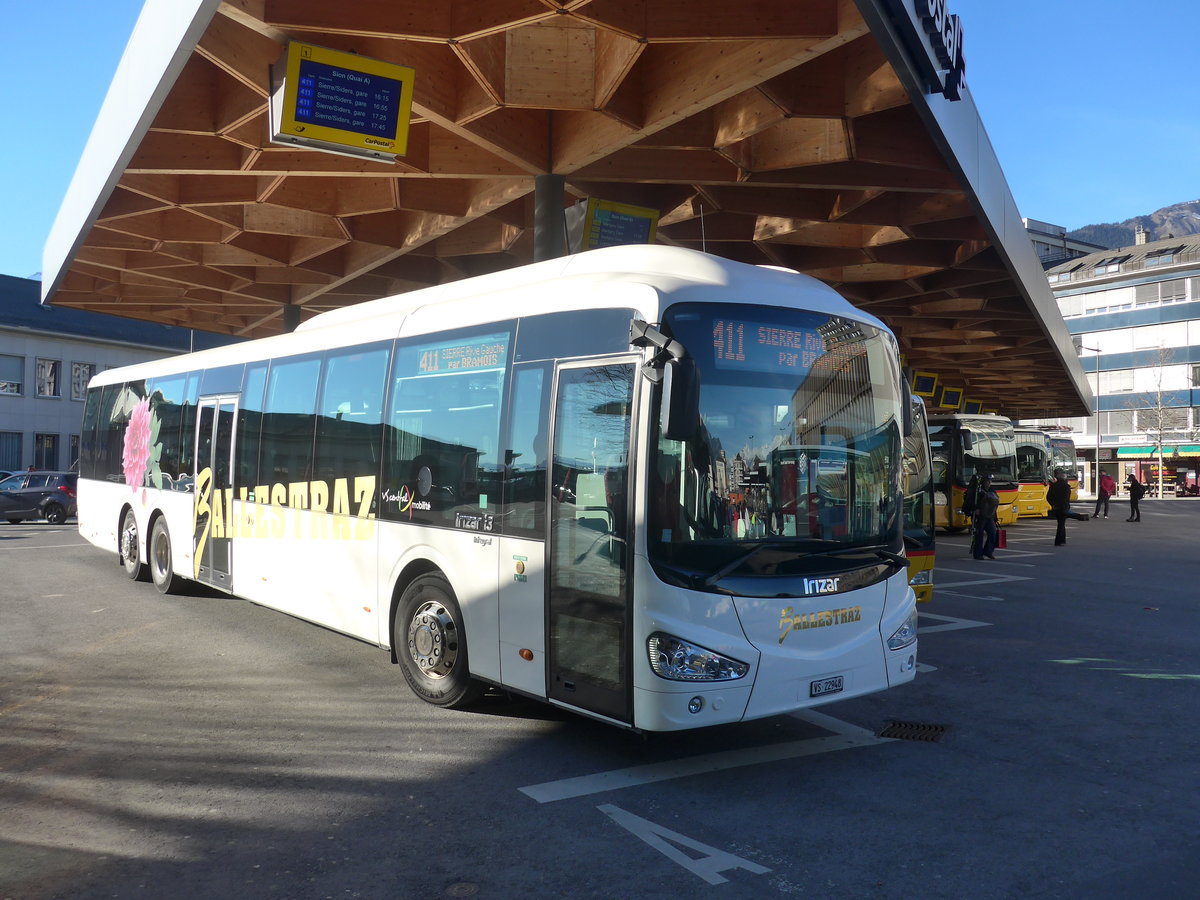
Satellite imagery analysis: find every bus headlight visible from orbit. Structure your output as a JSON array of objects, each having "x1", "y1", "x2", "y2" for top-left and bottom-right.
[
  {"x1": 908, "y1": 569, "x2": 932, "y2": 586},
  {"x1": 887, "y1": 610, "x2": 919, "y2": 651},
  {"x1": 648, "y1": 633, "x2": 749, "y2": 682}
]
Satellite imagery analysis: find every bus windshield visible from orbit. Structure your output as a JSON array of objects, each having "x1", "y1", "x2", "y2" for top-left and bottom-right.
[
  {"x1": 962, "y1": 420, "x2": 1018, "y2": 482},
  {"x1": 1049, "y1": 437, "x2": 1076, "y2": 476},
  {"x1": 648, "y1": 302, "x2": 903, "y2": 583},
  {"x1": 1015, "y1": 431, "x2": 1051, "y2": 483}
]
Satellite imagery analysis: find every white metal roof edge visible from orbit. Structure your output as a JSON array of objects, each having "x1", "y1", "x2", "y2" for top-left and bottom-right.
[
  {"x1": 40, "y1": 0, "x2": 222, "y2": 306},
  {"x1": 857, "y1": 0, "x2": 1094, "y2": 416}
]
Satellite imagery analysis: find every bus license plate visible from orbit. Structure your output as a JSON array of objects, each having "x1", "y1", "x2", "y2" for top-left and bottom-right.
[{"x1": 810, "y1": 676, "x2": 844, "y2": 698}]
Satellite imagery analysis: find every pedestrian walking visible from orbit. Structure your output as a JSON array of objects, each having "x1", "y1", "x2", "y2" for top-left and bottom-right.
[
  {"x1": 971, "y1": 473, "x2": 1000, "y2": 560},
  {"x1": 1092, "y1": 471, "x2": 1115, "y2": 519},
  {"x1": 1126, "y1": 474, "x2": 1145, "y2": 522},
  {"x1": 1048, "y1": 467, "x2": 1072, "y2": 546}
]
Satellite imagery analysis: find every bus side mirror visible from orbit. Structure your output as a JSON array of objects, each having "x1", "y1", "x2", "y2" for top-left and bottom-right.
[
  {"x1": 902, "y1": 382, "x2": 914, "y2": 437},
  {"x1": 660, "y1": 356, "x2": 699, "y2": 441},
  {"x1": 960, "y1": 429, "x2": 974, "y2": 451}
]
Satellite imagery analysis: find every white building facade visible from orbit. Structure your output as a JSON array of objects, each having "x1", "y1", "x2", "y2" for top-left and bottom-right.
[
  {"x1": 1, "y1": 274, "x2": 230, "y2": 471},
  {"x1": 1036, "y1": 233, "x2": 1200, "y2": 496}
]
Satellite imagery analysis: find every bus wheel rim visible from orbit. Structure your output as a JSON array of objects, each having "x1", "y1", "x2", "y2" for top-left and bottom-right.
[
  {"x1": 121, "y1": 518, "x2": 138, "y2": 564},
  {"x1": 152, "y1": 530, "x2": 169, "y2": 577},
  {"x1": 407, "y1": 601, "x2": 458, "y2": 679}
]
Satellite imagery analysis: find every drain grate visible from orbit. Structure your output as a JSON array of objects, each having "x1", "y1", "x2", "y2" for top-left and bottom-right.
[{"x1": 876, "y1": 721, "x2": 948, "y2": 742}]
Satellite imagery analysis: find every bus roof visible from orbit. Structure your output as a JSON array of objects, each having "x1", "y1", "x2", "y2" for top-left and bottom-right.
[{"x1": 88, "y1": 245, "x2": 891, "y2": 388}]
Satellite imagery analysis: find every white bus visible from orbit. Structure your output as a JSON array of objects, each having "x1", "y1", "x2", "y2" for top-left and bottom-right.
[{"x1": 77, "y1": 245, "x2": 918, "y2": 731}]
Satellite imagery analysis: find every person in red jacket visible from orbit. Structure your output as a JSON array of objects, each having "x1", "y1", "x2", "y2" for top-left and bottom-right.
[{"x1": 1092, "y1": 471, "x2": 1116, "y2": 519}]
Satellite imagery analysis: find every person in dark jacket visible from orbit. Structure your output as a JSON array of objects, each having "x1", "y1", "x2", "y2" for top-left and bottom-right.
[
  {"x1": 1126, "y1": 474, "x2": 1145, "y2": 522},
  {"x1": 971, "y1": 473, "x2": 1000, "y2": 560},
  {"x1": 1047, "y1": 467, "x2": 1073, "y2": 546}
]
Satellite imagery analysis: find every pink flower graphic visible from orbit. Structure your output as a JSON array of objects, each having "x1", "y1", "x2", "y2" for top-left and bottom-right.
[{"x1": 123, "y1": 397, "x2": 153, "y2": 490}]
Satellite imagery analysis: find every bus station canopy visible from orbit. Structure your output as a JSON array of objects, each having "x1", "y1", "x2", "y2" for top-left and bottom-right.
[{"x1": 41, "y1": 0, "x2": 1091, "y2": 418}]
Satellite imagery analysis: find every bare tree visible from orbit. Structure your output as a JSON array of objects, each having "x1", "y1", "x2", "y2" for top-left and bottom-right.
[{"x1": 1124, "y1": 347, "x2": 1186, "y2": 497}]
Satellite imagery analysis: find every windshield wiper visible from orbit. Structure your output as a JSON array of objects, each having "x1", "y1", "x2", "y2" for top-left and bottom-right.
[
  {"x1": 701, "y1": 539, "x2": 801, "y2": 587},
  {"x1": 820, "y1": 543, "x2": 908, "y2": 568},
  {"x1": 702, "y1": 541, "x2": 907, "y2": 588}
]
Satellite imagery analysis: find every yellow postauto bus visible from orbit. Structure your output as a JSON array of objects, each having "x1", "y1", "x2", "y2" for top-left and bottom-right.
[
  {"x1": 903, "y1": 396, "x2": 935, "y2": 602},
  {"x1": 1048, "y1": 434, "x2": 1079, "y2": 501},
  {"x1": 1014, "y1": 427, "x2": 1052, "y2": 518},
  {"x1": 928, "y1": 413, "x2": 1020, "y2": 531}
]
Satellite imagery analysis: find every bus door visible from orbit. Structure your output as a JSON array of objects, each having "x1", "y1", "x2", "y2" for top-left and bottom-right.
[
  {"x1": 194, "y1": 396, "x2": 238, "y2": 590},
  {"x1": 546, "y1": 358, "x2": 637, "y2": 724}
]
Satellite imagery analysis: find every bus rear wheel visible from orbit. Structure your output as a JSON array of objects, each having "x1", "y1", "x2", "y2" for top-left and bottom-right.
[
  {"x1": 149, "y1": 518, "x2": 177, "y2": 594},
  {"x1": 394, "y1": 573, "x2": 483, "y2": 709},
  {"x1": 120, "y1": 509, "x2": 144, "y2": 580}
]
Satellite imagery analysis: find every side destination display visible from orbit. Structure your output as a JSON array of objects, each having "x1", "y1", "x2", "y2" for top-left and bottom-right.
[{"x1": 270, "y1": 42, "x2": 415, "y2": 162}]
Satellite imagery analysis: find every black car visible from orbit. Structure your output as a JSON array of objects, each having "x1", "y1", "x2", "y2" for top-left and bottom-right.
[{"x1": 0, "y1": 471, "x2": 78, "y2": 524}]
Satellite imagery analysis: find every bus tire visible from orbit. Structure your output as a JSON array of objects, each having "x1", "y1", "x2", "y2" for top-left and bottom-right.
[
  {"x1": 120, "y1": 509, "x2": 145, "y2": 581},
  {"x1": 149, "y1": 518, "x2": 177, "y2": 594},
  {"x1": 394, "y1": 573, "x2": 483, "y2": 709}
]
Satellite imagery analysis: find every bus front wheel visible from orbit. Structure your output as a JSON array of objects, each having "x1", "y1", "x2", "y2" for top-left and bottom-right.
[
  {"x1": 149, "y1": 518, "x2": 177, "y2": 594},
  {"x1": 120, "y1": 509, "x2": 144, "y2": 581},
  {"x1": 394, "y1": 573, "x2": 483, "y2": 709}
]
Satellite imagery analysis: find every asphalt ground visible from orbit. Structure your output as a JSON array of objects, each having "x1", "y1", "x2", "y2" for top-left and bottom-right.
[{"x1": 1, "y1": 501, "x2": 1197, "y2": 899}]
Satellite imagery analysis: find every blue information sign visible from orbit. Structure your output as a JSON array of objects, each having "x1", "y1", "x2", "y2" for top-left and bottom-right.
[{"x1": 294, "y1": 59, "x2": 403, "y2": 139}]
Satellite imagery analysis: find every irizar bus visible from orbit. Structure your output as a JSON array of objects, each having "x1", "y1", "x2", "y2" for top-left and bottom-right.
[
  {"x1": 928, "y1": 413, "x2": 1020, "y2": 531},
  {"x1": 77, "y1": 245, "x2": 918, "y2": 732}
]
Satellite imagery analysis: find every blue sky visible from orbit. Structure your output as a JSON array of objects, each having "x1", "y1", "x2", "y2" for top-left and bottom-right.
[{"x1": 2, "y1": 1, "x2": 1198, "y2": 281}]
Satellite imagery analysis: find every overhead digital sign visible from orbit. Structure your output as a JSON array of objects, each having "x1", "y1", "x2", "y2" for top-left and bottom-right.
[
  {"x1": 397, "y1": 332, "x2": 509, "y2": 378},
  {"x1": 269, "y1": 42, "x2": 415, "y2": 162},
  {"x1": 711, "y1": 317, "x2": 827, "y2": 376},
  {"x1": 567, "y1": 198, "x2": 659, "y2": 252}
]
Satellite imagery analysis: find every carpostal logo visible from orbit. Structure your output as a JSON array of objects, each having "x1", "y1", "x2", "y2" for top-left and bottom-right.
[
  {"x1": 363, "y1": 137, "x2": 395, "y2": 148},
  {"x1": 778, "y1": 604, "x2": 862, "y2": 645}
]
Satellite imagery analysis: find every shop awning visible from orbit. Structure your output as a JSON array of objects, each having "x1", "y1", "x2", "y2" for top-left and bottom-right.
[{"x1": 1116, "y1": 446, "x2": 1200, "y2": 459}]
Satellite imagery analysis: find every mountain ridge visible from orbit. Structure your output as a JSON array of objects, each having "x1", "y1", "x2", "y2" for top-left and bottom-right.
[{"x1": 1067, "y1": 200, "x2": 1200, "y2": 249}]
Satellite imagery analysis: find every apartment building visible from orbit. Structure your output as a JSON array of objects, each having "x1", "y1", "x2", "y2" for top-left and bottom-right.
[
  {"x1": 1, "y1": 274, "x2": 231, "y2": 471},
  {"x1": 1036, "y1": 230, "x2": 1200, "y2": 495}
]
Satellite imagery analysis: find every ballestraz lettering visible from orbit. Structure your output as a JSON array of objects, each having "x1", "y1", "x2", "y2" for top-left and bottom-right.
[{"x1": 778, "y1": 606, "x2": 862, "y2": 644}]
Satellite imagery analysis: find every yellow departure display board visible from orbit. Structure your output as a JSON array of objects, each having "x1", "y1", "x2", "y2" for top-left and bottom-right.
[
  {"x1": 270, "y1": 42, "x2": 415, "y2": 162},
  {"x1": 580, "y1": 199, "x2": 659, "y2": 250}
]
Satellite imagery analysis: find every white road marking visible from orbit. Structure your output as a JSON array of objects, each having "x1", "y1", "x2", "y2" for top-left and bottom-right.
[
  {"x1": 937, "y1": 590, "x2": 1007, "y2": 602},
  {"x1": 518, "y1": 709, "x2": 890, "y2": 804},
  {"x1": 598, "y1": 804, "x2": 771, "y2": 885},
  {"x1": 919, "y1": 612, "x2": 993, "y2": 634}
]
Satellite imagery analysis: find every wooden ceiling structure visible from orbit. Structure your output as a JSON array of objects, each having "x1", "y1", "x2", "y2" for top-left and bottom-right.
[{"x1": 42, "y1": 0, "x2": 1090, "y2": 417}]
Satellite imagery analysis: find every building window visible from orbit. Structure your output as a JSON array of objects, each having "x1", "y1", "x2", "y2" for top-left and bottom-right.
[
  {"x1": 1092, "y1": 255, "x2": 1128, "y2": 276},
  {"x1": 0, "y1": 432, "x2": 20, "y2": 469},
  {"x1": 71, "y1": 363, "x2": 96, "y2": 401},
  {"x1": 70, "y1": 434, "x2": 80, "y2": 469},
  {"x1": 1160, "y1": 279, "x2": 1186, "y2": 303},
  {"x1": 34, "y1": 433, "x2": 60, "y2": 470},
  {"x1": 1193, "y1": 365, "x2": 1200, "y2": 388},
  {"x1": 1104, "y1": 370, "x2": 1133, "y2": 393},
  {"x1": 0, "y1": 354, "x2": 23, "y2": 395},
  {"x1": 36, "y1": 358, "x2": 62, "y2": 398},
  {"x1": 1144, "y1": 253, "x2": 1175, "y2": 268}
]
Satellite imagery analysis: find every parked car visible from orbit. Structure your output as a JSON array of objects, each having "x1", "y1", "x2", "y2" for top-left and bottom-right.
[{"x1": 0, "y1": 471, "x2": 78, "y2": 524}]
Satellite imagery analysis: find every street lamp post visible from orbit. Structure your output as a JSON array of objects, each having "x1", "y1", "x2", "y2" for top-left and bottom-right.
[{"x1": 1083, "y1": 346, "x2": 1101, "y2": 495}]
